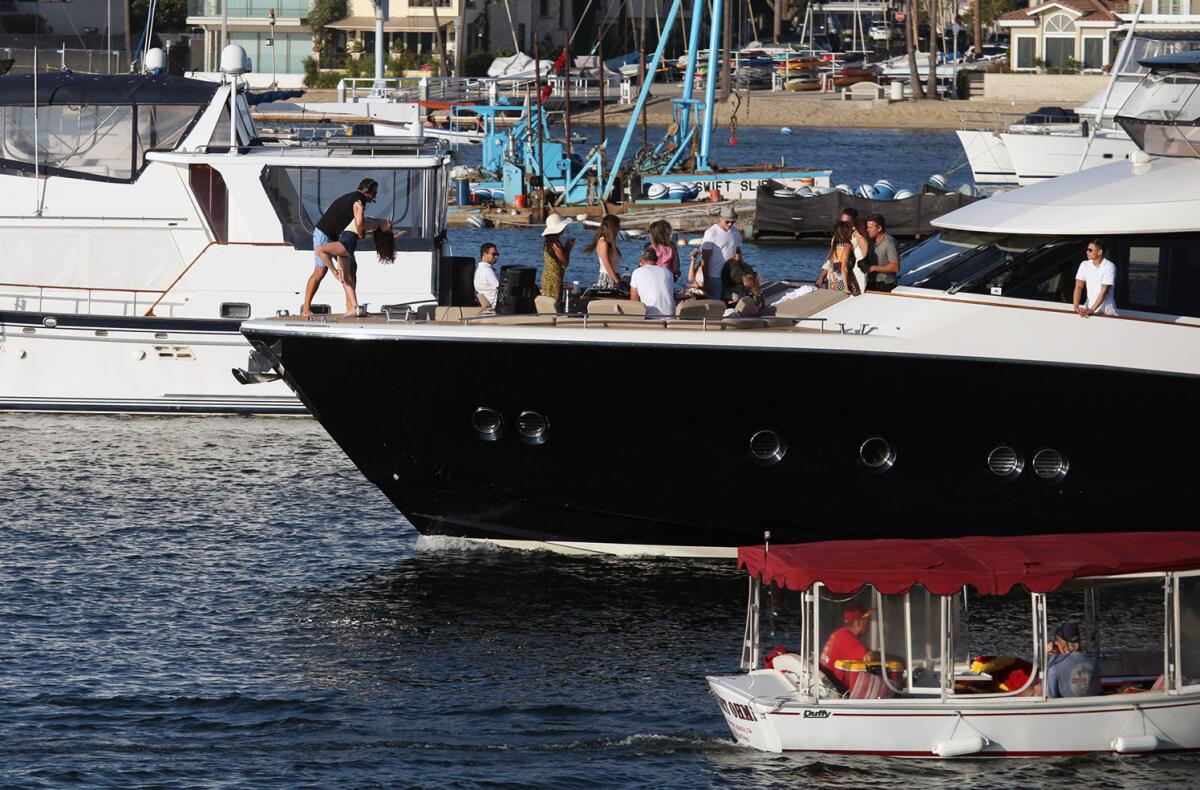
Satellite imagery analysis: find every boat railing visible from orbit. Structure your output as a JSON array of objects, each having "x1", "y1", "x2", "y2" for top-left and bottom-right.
[
  {"x1": 385, "y1": 309, "x2": 834, "y2": 333},
  {"x1": 0, "y1": 46, "x2": 130, "y2": 75},
  {"x1": 337, "y1": 75, "x2": 619, "y2": 106},
  {"x1": 954, "y1": 108, "x2": 1084, "y2": 133},
  {"x1": 0, "y1": 281, "x2": 166, "y2": 315}
]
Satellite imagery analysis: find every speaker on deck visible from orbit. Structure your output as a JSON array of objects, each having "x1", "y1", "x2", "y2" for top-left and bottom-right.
[
  {"x1": 438, "y1": 255, "x2": 477, "y2": 306},
  {"x1": 495, "y1": 266, "x2": 538, "y2": 314}
]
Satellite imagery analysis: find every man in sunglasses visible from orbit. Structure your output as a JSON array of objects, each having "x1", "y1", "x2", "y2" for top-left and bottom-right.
[
  {"x1": 474, "y1": 242, "x2": 501, "y2": 309},
  {"x1": 1073, "y1": 239, "x2": 1118, "y2": 318}
]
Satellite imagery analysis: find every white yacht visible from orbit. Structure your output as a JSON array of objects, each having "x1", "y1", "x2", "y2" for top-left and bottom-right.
[
  {"x1": 956, "y1": 33, "x2": 1199, "y2": 187},
  {"x1": 237, "y1": 49, "x2": 1200, "y2": 556},
  {"x1": 0, "y1": 48, "x2": 450, "y2": 414}
]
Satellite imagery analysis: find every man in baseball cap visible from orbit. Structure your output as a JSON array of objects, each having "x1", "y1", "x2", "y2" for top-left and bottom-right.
[{"x1": 820, "y1": 606, "x2": 878, "y2": 689}]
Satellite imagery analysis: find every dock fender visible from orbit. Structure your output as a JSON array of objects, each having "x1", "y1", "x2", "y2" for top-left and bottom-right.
[
  {"x1": 1112, "y1": 735, "x2": 1159, "y2": 754},
  {"x1": 933, "y1": 735, "x2": 986, "y2": 758}
]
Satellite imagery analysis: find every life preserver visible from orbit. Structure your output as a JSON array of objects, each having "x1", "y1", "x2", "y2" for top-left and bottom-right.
[{"x1": 971, "y1": 655, "x2": 1034, "y2": 692}]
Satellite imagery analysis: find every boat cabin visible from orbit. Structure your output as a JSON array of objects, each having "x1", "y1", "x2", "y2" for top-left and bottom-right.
[{"x1": 709, "y1": 532, "x2": 1200, "y2": 756}]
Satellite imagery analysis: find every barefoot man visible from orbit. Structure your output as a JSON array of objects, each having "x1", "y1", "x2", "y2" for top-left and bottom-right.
[{"x1": 302, "y1": 178, "x2": 384, "y2": 316}]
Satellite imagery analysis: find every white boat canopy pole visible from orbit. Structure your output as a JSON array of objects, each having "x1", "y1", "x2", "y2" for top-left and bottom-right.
[
  {"x1": 1076, "y1": 0, "x2": 1144, "y2": 171},
  {"x1": 373, "y1": 0, "x2": 388, "y2": 93}
]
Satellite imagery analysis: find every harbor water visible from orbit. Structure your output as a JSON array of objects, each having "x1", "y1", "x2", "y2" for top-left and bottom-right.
[
  {"x1": 5, "y1": 128, "x2": 1197, "y2": 787},
  {"x1": 4, "y1": 415, "x2": 1198, "y2": 787},
  {"x1": 449, "y1": 125, "x2": 976, "y2": 285}
]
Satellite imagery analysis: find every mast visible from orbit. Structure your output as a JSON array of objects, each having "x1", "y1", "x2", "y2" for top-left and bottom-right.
[
  {"x1": 534, "y1": 38, "x2": 545, "y2": 217},
  {"x1": 564, "y1": 30, "x2": 572, "y2": 158},
  {"x1": 1076, "y1": 0, "x2": 1145, "y2": 170},
  {"x1": 33, "y1": 46, "x2": 40, "y2": 217},
  {"x1": 698, "y1": 0, "x2": 724, "y2": 170}
]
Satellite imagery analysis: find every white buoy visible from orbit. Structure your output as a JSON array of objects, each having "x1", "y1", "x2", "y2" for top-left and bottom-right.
[
  {"x1": 835, "y1": 183, "x2": 852, "y2": 194},
  {"x1": 144, "y1": 47, "x2": 167, "y2": 74},
  {"x1": 958, "y1": 183, "x2": 978, "y2": 197},
  {"x1": 893, "y1": 188, "x2": 916, "y2": 200},
  {"x1": 928, "y1": 173, "x2": 948, "y2": 190},
  {"x1": 780, "y1": 127, "x2": 793, "y2": 135},
  {"x1": 857, "y1": 183, "x2": 876, "y2": 199}
]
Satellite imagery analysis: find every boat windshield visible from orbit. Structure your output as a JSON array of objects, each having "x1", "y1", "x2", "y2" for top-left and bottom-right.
[
  {"x1": 896, "y1": 230, "x2": 1047, "y2": 291},
  {"x1": 1116, "y1": 70, "x2": 1200, "y2": 158}
]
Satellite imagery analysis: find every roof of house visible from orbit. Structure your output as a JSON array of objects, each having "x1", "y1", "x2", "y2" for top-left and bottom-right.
[{"x1": 997, "y1": 0, "x2": 1125, "y2": 23}]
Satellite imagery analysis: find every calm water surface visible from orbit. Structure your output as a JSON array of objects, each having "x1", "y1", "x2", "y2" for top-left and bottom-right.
[
  {"x1": 3, "y1": 130, "x2": 1196, "y2": 787},
  {"x1": 3, "y1": 415, "x2": 1197, "y2": 787}
]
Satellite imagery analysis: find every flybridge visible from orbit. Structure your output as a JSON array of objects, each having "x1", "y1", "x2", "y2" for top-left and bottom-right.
[{"x1": 1116, "y1": 50, "x2": 1200, "y2": 159}]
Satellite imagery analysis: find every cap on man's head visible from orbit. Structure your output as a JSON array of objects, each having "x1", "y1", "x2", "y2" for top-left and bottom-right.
[
  {"x1": 843, "y1": 607, "x2": 875, "y2": 623},
  {"x1": 718, "y1": 205, "x2": 738, "y2": 222},
  {"x1": 1055, "y1": 622, "x2": 1082, "y2": 642}
]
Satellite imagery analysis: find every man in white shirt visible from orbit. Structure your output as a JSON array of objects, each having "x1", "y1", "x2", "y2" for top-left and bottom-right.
[
  {"x1": 474, "y1": 242, "x2": 500, "y2": 308},
  {"x1": 691, "y1": 205, "x2": 743, "y2": 300},
  {"x1": 1073, "y1": 239, "x2": 1118, "y2": 318},
  {"x1": 630, "y1": 247, "x2": 676, "y2": 316}
]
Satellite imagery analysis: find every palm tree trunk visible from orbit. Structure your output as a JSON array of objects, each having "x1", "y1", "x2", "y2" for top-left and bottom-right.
[
  {"x1": 430, "y1": 0, "x2": 450, "y2": 77},
  {"x1": 905, "y1": 0, "x2": 924, "y2": 100},
  {"x1": 973, "y1": 0, "x2": 982, "y2": 58},
  {"x1": 925, "y1": 0, "x2": 939, "y2": 100}
]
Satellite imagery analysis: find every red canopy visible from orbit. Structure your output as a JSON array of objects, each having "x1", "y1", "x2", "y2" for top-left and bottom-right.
[{"x1": 737, "y1": 532, "x2": 1200, "y2": 596}]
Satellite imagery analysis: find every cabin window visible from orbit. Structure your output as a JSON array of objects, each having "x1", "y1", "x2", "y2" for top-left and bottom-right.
[
  {"x1": 896, "y1": 231, "x2": 999, "y2": 289},
  {"x1": 1179, "y1": 575, "x2": 1200, "y2": 688},
  {"x1": 970, "y1": 238, "x2": 1077, "y2": 302},
  {"x1": 0, "y1": 102, "x2": 201, "y2": 183},
  {"x1": 876, "y1": 585, "x2": 942, "y2": 694},
  {"x1": 220, "y1": 302, "x2": 251, "y2": 319},
  {"x1": 260, "y1": 166, "x2": 445, "y2": 250},
  {"x1": 1125, "y1": 246, "x2": 1163, "y2": 308},
  {"x1": 950, "y1": 588, "x2": 1038, "y2": 697},
  {"x1": 190, "y1": 163, "x2": 229, "y2": 242}
]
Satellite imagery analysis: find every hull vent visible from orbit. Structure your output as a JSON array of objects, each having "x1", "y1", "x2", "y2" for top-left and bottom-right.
[
  {"x1": 471, "y1": 407, "x2": 504, "y2": 441},
  {"x1": 987, "y1": 445, "x2": 1023, "y2": 479},
  {"x1": 1032, "y1": 448, "x2": 1068, "y2": 481},
  {"x1": 859, "y1": 437, "x2": 896, "y2": 473},
  {"x1": 517, "y1": 411, "x2": 549, "y2": 444},
  {"x1": 749, "y1": 430, "x2": 786, "y2": 464}
]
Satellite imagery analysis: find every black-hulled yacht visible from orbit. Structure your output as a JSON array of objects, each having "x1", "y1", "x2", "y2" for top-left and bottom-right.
[{"x1": 241, "y1": 52, "x2": 1200, "y2": 557}]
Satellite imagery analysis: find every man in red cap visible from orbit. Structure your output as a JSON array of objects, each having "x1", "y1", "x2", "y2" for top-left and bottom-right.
[{"x1": 820, "y1": 607, "x2": 878, "y2": 689}]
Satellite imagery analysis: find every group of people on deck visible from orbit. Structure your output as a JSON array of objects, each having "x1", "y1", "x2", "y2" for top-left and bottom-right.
[
  {"x1": 820, "y1": 605, "x2": 1101, "y2": 699},
  {"x1": 815, "y1": 208, "x2": 900, "y2": 296}
]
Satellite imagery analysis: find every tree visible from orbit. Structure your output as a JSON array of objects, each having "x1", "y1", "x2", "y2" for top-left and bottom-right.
[
  {"x1": 926, "y1": 0, "x2": 939, "y2": 100},
  {"x1": 904, "y1": 0, "x2": 924, "y2": 100},
  {"x1": 309, "y1": 0, "x2": 349, "y2": 50},
  {"x1": 129, "y1": 0, "x2": 188, "y2": 38}
]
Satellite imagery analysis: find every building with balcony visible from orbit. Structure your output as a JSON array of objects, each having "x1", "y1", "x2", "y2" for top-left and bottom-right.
[{"x1": 187, "y1": 1, "x2": 314, "y2": 76}]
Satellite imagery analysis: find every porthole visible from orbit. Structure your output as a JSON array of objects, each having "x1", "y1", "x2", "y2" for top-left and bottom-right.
[
  {"x1": 221, "y1": 302, "x2": 251, "y2": 320},
  {"x1": 859, "y1": 436, "x2": 896, "y2": 473},
  {"x1": 749, "y1": 429, "x2": 786, "y2": 465},
  {"x1": 471, "y1": 407, "x2": 504, "y2": 441},
  {"x1": 987, "y1": 445, "x2": 1024, "y2": 479},
  {"x1": 1032, "y1": 448, "x2": 1069, "y2": 482},
  {"x1": 42, "y1": 316, "x2": 58, "y2": 328},
  {"x1": 516, "y1": 410, "x2": 549, "y2": 445}
]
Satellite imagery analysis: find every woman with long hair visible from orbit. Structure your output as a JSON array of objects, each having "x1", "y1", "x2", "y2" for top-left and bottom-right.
[
  {"x1": 815, "y1": 221, "x2": 856, "y2": 294},
  {"x1": 584, "y1": 214, "x2": 623, "y2": 288},
  {"x1": 647, "y1": 220, "x2": 680, "y2": 279},
  {"x1": 540, "y1": 213, "x2": 574, "y2": 302},
  {"x1": 314, "y1": 216, "x2": 396, "y2": 316}
]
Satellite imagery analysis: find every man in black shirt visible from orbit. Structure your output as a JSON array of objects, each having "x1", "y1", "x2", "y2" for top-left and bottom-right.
[{"x1": 302, "y1": 178, "x2": 378, "y2": 316}]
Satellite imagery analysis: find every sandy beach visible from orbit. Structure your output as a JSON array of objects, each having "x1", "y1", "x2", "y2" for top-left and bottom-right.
[
  {"x1": 297, "y1": 89, "x2": 1046, "y2": 131},
  {"x1": 569, "y1": 93, "x2": 1048, "y2": 131}
]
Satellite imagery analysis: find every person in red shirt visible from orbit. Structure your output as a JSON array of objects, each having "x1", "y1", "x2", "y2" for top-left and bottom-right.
[{"x1": 820, "y1": 607, "x2": 878, "y2": 689}]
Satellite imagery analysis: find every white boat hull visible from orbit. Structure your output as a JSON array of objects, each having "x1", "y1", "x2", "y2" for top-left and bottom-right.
[
  {"x1": 0, "y1": 312, "x2": 301, "y2": 414},
  {"x1": 708, "y1": 671, "x2": 1200, "y2": 757},
  {"x1": 955, "y1": 130, "x2": 1017, "y2": 186},
  {"x1": 1001, "y1": 130, "x2": 1136, "y2": 185}
]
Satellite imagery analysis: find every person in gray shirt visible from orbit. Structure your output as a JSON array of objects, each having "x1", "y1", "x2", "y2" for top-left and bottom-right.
[
  {"x1": 865, "y1": 214, "x2": 901, "y2": 292},
  {"x1": 1044, "y1": 622, "x2": 1101, "y2": 698}
]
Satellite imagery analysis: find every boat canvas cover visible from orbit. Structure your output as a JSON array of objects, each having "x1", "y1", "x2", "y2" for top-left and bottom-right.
[
  {"x1": 753, "y1": 187, "x2": 978, "y2": 238},
  {"x1": 0, "y1": 74, "x2": 218, "y2": 106},
  {"x1": 738, "y1": 532, "x2": 1200, "y2": 596},
  {"x1": 487, "y1": 53, "x2": 554, "y2": 79}
]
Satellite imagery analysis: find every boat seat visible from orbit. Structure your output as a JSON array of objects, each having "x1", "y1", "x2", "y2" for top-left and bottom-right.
[
  {"x1": 676, "y1": 299, "x2": 726, "y2": 319},
  {"x1": 534, "y1": 295, "x2": 559, "y2": 314},
  {"x1": 587, "y1": 299, "x2": 646, "y2": 316},
  {"x1": 434, "y1": 306, "x2": 487, "y2": 321},
  {"x1": 721, "y1": 317, "x2": 799, "y2": 330},
  {"x1": 470, "y1": 314, "x2": 559, "y2": 325},
  {"x1": 769, "y1": 289, "x2": 848, "y2": 319}
]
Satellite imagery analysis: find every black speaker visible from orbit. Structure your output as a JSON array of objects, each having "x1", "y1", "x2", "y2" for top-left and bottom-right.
[
  {"x1": 495, "y1": 266, "x2": 538, "y2": 314},
  {"x1": 438, "y1": 255, "x2": 477, "y2": 306}
]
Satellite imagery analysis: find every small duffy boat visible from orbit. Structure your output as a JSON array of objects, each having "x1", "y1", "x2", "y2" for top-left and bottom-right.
[{"x1": 707, "y1": 532, "x2": 1200, "y2": 757}]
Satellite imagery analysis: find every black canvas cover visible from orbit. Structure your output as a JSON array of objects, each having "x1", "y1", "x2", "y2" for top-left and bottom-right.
[
  {"x1": 753, "y1": 185, "x2": 979, "y2": 239},
  {"x1": 0, "y1": 73, "x2": 218, "y2": 106}
]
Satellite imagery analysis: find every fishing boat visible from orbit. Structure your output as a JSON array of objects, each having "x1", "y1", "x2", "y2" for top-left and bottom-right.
[
  {"x1": 708, "y1": 532, "x2": 1200, "y2": 757},
  {"x1": 235, "y1": 49, "x2": 1200, "y2": 554},
  {"x1": 0, "y1": 46, "x2": 450, "y2": 414}
]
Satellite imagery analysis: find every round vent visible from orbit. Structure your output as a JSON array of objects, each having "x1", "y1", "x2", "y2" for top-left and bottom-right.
[
  {"x1": 517, "y1": 411, "x2": 549, "y2": 444},
  {"x1": 987, "y1": 445, "x2": 1023, "y2": 479},
  {"x1": 749, "y1": 429, "x2": 786, "y2": 464},
  {"x1": 1032, "y1": 448, "x2": 1068, "y2": 481},
  {"x1": 471, "y1": 407, "x2": 503, "y2": 441},
  {"x1": 859, "y1": 437, "x2": 896, "y2": 473}
]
